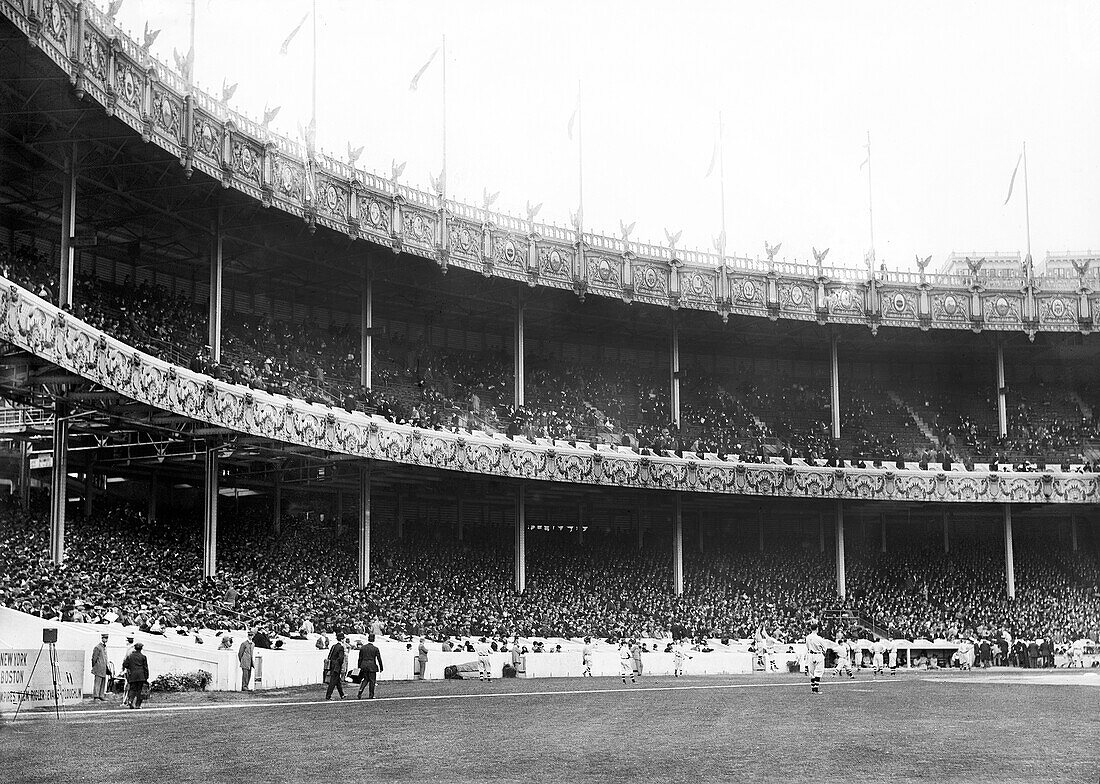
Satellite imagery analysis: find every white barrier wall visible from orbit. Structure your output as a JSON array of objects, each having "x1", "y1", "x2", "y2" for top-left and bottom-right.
[{"x1": 0, "y1": 607, "x2": 239, "y2": 692}]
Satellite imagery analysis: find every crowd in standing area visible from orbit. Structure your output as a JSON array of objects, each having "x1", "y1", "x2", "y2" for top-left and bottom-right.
[{"x1": 2, "y1": 498, "x2": 1097, "y2": 657}]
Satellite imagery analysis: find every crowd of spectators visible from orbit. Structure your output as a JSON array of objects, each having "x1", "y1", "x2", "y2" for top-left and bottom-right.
[
  {"x1": 6, "y1": 244, "x2": 1100, "y2": 469},
  {"x1": 3, "y1": 496, "x2": 1097, "y2": 654}
]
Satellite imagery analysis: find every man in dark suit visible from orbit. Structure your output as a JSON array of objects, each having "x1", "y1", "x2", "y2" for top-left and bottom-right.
[
  {"x1": 122, "y1": 642, "x2": 150, "y2": 709},
  {"x1": 238, "y1": 632, "x2": 255, "y2": 691},
  {"x1": 91, "y1": 632, "x2": 110, "y2": 701},
  {"x1": 325, "y1": 633, "x2": 347, "y2": 700},
  {"x1": 356, "y1": 633, "x2": 384, "y2": 699}
]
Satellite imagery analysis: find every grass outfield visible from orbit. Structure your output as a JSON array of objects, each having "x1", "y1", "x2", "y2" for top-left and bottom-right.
[{"x1": 3, "y1": 670, "x2": 1098, "y2": 783}]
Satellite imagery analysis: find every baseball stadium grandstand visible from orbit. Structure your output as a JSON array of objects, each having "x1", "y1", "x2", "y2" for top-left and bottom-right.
[{"x1": 0, "y1": 2, "x2": 1098, "y2": 782}]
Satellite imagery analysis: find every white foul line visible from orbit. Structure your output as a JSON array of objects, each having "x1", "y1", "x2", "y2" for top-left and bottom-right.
[{"x1": 10, "y1": 676, "x2": 888, "y2": 722}]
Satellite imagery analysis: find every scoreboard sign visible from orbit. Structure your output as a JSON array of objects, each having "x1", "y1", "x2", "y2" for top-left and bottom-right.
[{"x1": 0, "y1": 649, "x2": 85, "y2": 712}]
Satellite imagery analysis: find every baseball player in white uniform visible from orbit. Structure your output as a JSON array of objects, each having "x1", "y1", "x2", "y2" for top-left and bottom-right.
[
  {"x1": 805, "y1": 623, "x2": 829, "y2": 694},
  {"x1": 833, "y1": 636, "x2": 856, "y2": 679},
  {"x1": 475, "y1": 637, "x2": 492, "y2": 681},
  {"x1": 582, "y1": 637, "x2": 594, "y2": 677},
  {"x1": 872, "y1": 637, "x2": 887, "y2": 676},
  {"x1": 673, "y1": 641, "x2": 692, "y2": 677},
  {"x1": 619, "y1": 642, "x2": 636, "y2": 684}
]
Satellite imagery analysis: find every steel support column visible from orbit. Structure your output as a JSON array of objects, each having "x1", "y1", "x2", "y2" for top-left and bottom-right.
[
  {"x1": 202, "y1": 445, "x2": 218, "y2": 577},
  {"x1": 48, "y1": 399, "x2": 68, "y2": 565},
  {"x1": 830, "y1": 335, "x2": 841, "y2": 440},
  {"x1": 672, "y1": 493, "x2": 684, "y2": 596},
  {"x1": 147, "y1": 478, "x2": 157, "y2": 527},
  {"x1": 996, "y1": 342, "x2": 1007, "y2": 438},
  {"x1": 880, "y1": 513, "x2": 887, "y2": 553},
  {"x1": 514, "y1": 299, "x2": 525, "y2": 408},
  {"x1": 360, "y1": 272, "x2": 372, "y2": 388},
  {"x1": 670, "y1": 316, "x2": 681, "y2": 428},
  {"x1": 514, "y1": 484, "x2": 526, "y2": 593},
  {"x1": 457, "y1": 498, "x2": 464, "y2": 541},
  {"x1": 835, "y1": 500, "x2": 846, "y2": 600},
  {"x1": 1070, "y1": 513, "x2": 1078, "y2": 552},
  {"x1": 395, "y1": 492, "x2": 404, "y2": 539},
  {"x1": 272, "y1": 470, "x2": 282, "y2": 535},
  {"x1": 818, "y1": 511, "x2": 825, "y2": 553},
  {"x1": 1003, "y1": 504, "x2": 1015, "y2": 599},
  {"x1": 757, "y1": 507, "x2": 764, "y2": 552},
  {"x1": 208, "y1": 211, "x2": 223, "y2": 363},
  {"x1": 943, "y1": 510, "x2": 950, "y2": 553},
  {"x1": 83, "y1": 471, "x2": 93, "y2": 518},
  {"x1": 58, "y1": 142, "x2": 77, "y2": 309},
  {"x1": 358, "y1": 464, "x2": 371, "y2": 588}
]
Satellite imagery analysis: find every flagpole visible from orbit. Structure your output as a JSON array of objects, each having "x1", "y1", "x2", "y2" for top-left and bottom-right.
[
  {"x1": 577, "y1": 79, "x2": 584, "y2": 236},
  {"x1": 188, "y1": 0, "x2": 195, "y2": 90},
  {"x1": 866, "y1": 129, "x2": 875, "y2": 270},
  {"x1": 1022, "y1": 141, "x2": 1032, "y2": 260},
  {"x1": 311, "y1": 0, "x2": 317, "y2": 132},
  {"x1": 718, "y1": 110, "x2": 727, "y2": 263},
  {"x1": 442, "y1": 33, "x2": 448, "y2": 202}
]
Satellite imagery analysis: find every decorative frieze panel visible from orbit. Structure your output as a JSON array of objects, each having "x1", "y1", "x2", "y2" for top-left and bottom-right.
[
  {"x1": 1036, "y1": 294, "x2": 1077, "y2": 327},
  {"x1": 492, "y1": 233, "x2": 527, "y2": 270},
  {"x1": 679, "y1": 268, "x2": 715, "y2": 305},
  {"x1": 39, "y1": 0, "x2": 71, "y2": 61},
  {"x1": 269, "y1": 153, "x2": 306, "y2": 208},
  {"x1": 538, "y1": 244, "x2": 573, "y2": 284},
  {"x1": 149, "y1": 84, "x2": 183, "y2": 149},
  {"x1": 112, "y1": 54, "x2": 144, "y2": 114},
  {"x1": 827, "y1": 284, "x2": 865, "y2": 318},
  {"x1": 880, "y1": 288, "x2": 919, "y2": 324},
  {"x1": 634, "y1": 264, "x2": 669, "y2": 296},
  {"x1": 357, "y1": 194, "x2": 391, "y2": 240},
  {"x1": 777, "y1": 281, "x2": 814, "y2": 316},
  {"x1": 728, "y1": 275, "x2": 768, "y2": 311},
  {"x1": 982, "y1": 293, "x2": 1023, "y2": 326},
  {"x1": 81, "y1": 27, "x2": 109, "y2": 89},
  {"x1": 586, "y1": 254, "x2": 621, "y2": 289},
  {"x1": 191, "y1": 110, "x2": 221, "y2": 165},
  {"x1": 447, "y1": 220, "x2": 480, "y2": 263},
  {"x1": 315, "y1": 174, "x2": 349, "y2": 223},
  {"x1": 930, "y1": 292, "x2": 969, "y2": 325},
  {"x1": 402, "y1": 208, "x2": 437, "y2": 253}
]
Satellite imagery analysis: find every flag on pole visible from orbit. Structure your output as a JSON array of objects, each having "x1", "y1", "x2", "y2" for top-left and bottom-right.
[
  {"x1": 409, "y1": 47, "x2": 440, "y2": 91},
  {"x1": 567, "y1": 106, "x2": 578, "y2": 140},
  {"x1": 705, "y1": 139, "x2": 718, "y2": 178},
  {"x1": 860, "y1": 148, "x2": 870, "y2": 170},
  {"x1": 1004, "y1": 151, "x2": 1023, "y2": 205},
  {"x1": 279, "y1": 13, "x2": 309, "y2": 55}
]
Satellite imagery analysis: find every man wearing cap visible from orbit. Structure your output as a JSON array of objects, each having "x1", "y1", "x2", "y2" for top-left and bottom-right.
[
  {"x1": 238, "y1": 632, "x2": 255, "y2": 691},
  {"x1": 582, "y1": 637, "x2": 594, "y2": 677},
  {"x1": 417, "y1": 636, "x2": 429, "y2": 681},
  {"x1": 91, "y1": 633, "x2": 110, "y2": 701},
  {"x1": 805, "y1": 622, "x2": 829, "y2": 694},
  {"x1": 122, "y1": 642, "x2": 150, "y2": 709},
  {"x1": 356, "y1": 634, "x2": 384, "y2": 699},
  {"x1": 325, "y1": 632, "x2": 347, "y2": 700}
]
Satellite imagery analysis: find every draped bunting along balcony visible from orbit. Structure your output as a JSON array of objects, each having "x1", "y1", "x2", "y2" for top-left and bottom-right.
[{"x1": 1, "y1": 274, "x2": 1097, "y2": 504}]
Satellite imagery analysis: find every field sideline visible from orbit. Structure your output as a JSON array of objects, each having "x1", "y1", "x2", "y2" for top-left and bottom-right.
[{"x1": 3, "y1": 670, "x2": 1097, "y2": 783}]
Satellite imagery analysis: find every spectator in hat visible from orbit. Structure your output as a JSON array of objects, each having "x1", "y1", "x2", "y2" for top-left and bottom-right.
[
  {"x1": 238, "y1": 632, "x2": 255, "y2": 691},
  {"x1": 91, "y1": 632, "x2": 110, "y2": 701},
  {"x1": 122, "y1": 642, "x2": 149, "y2": 709},
  {"x1": 356, "y1": 634, "x2": 383, "y2": 699}
]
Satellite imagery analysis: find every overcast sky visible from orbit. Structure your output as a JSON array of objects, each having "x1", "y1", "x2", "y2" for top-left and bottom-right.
[{"x1": 110, "y1": 1, "x2": 1100, "y2": 270}]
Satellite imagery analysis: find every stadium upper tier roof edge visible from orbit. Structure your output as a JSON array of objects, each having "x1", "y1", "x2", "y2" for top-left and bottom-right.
[{"x1": 4, "y1": 1, "x2": 1100, "y2": 337}]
